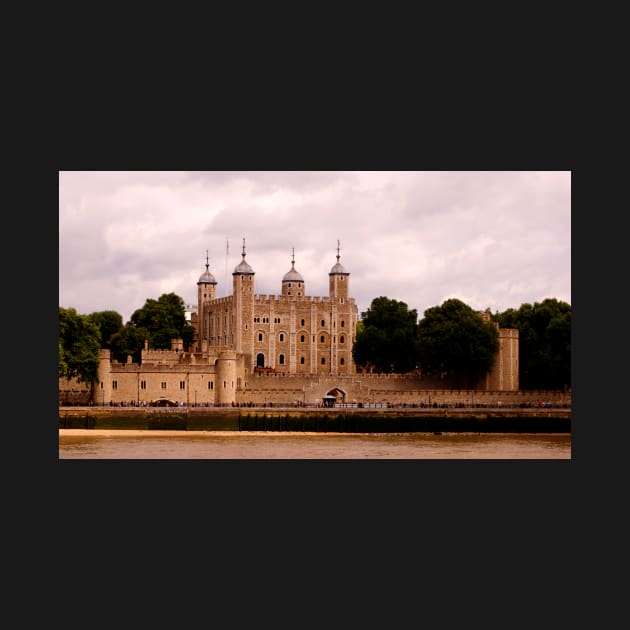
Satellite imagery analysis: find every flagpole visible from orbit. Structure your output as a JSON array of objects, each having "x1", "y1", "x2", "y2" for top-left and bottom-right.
[{"x1": 225, "y1": 236, "x2": 229, "y2": 297}]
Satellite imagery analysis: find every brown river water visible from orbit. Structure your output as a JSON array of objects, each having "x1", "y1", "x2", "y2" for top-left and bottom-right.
[{"x1": 59, "y1": 430, "x2": 571, "y2": 459}]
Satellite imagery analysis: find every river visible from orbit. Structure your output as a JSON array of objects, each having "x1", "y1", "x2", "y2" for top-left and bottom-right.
[{"x1": 59, "y1": 430, "x2": 571, "y2": 459}]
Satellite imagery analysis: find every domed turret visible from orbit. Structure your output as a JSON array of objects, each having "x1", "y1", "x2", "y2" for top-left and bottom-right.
[
  {"x1": 282, "y1": 248, "x2": 305, "y2": 297},
  {"x1": 329, "y1": 240, "x2": 349, "y2": 299},
  {"x1": 329, "y1": 240, "x2": 349, "y2": 276},
  {"x1": 233, "y1": 238, "x2": 254, "y2": 275},
  {"x1": 197, "y1": 251, "x2": 218, "y2": 350},
  {"x1": 198, "y1": 254, "x2": 217, "y2": 285}
]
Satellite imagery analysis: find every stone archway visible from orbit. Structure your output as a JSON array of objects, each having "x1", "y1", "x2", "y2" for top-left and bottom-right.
[
  {"x1": 325, "y1": 387, "x2": 346, "y2": 403},
  {"x1": 256, "y1": 353, "x2": 265, "y2": 368}
]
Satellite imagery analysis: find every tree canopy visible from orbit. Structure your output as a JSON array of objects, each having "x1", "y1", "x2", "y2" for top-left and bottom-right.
[
  {"x1": 107, "y1": 292, "x2": 195, "y2": 363},
  {"x1": 417, "y1": 298, "x2": 499, "y2": 388},
  {"x1": 352, "y1": 296, "x2": 420, "y2": 373},
  {"x1": 109, "y1": 323, "x2": 151, "y2": 364},
  {"x1": 88, "y1": 310, "x2": 123, "y2": 349},
  {"x1": 58, "y1": 307, "x2": 102, "y2": 383},
  {"x1": 494, "y1": 298, "x2": 570, "y2": 390}
]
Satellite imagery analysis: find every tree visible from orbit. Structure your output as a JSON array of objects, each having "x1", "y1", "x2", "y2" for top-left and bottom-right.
[
  {"x1": 58, "y1": 307, "x2": 102, "y2": 383},
  {"x1": 129, "y1": 292, "x2": 195, "y2": 350},
  {"x1": 417, "y1": 298, "x2": 499, "y2": 388},
  {"x1": 109, "y1": 323, "x2": 150, "y2": 364},
  {"x1": 353, "y1": 296, "x2": 420, "y2": 373},
  {"x1": 495, "y1": 298, "x2": 570, "y2": 390},
  {"x1": 88, "y1": 310, "x2": 123, "y2": 349}
]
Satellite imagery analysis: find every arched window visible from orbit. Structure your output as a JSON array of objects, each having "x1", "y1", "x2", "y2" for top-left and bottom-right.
[
  {"x1": 340, "y1": 357, "x2": 345, "y2": 365},
  {"x1": 258, "y1": 332, "x2": 264, "y2": 342},
  {"x1": 320, "y1": 335, "x2": 325, "y2": 343},
  {"x1": 279, "y1": 354, "x2": 285, "y2": 365},
  {"x1": 279, "y1": 333, "x2": 285, "y2": 342},
  {"x1": 340, "y1": 335, "x2": 345, "y2": 344}
]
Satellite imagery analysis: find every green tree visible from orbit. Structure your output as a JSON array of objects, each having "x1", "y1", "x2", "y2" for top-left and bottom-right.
[
  {"x1": 495, "y1": 298, "x2": 570, "y2": 390},
  {"x1": 109, "y1": 323, "x2": 150, "y2": 364},
  {"x1": 129, "y1": 292, "x2": 195, "y2": 350},
  {"x1": 88, "y1": 310, "x2": 123, "y2": 349},
  {"x1": 353, "y1": 296, "x2": 420, "y2": 373},
  {"x1": 58, "y1": 307, "x2": 102, "y2": 383},
  {"x1": 417, "y1": 298, "x2": 499, "y2": 388}
]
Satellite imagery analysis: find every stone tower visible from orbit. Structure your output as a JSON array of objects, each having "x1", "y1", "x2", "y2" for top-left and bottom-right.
[
  {"x1": 281, "y1": 248, "x2": 305, "y2": 297},
  {"x1": 197, "y1": 251, "x2": 217, "y2": 353},
  {"x1": 329, "y1": 240, "x2": 350, "y2": 300},
  {"x1": 232, "y1": 238, "x2": 255, "y2": 368}
]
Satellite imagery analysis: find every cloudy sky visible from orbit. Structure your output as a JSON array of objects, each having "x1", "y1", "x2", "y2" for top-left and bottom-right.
[{"x1": 59, "y1": 171, "x2": 571, "y2": 324}]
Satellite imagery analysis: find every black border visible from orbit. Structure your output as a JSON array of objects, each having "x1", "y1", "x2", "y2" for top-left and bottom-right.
[{"x1": 36, "y1": 97, "x2": 589, "y2": 591}]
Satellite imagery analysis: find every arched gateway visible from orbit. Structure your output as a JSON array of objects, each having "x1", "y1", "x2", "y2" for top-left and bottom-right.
[{"x1": 325, "y1": 387, "x2": 346, "y2": 403}]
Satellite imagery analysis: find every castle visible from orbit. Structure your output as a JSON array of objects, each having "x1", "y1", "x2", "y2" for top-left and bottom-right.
[{"x1": 61, "y1": 241, "x2": 523, "y2": 407}]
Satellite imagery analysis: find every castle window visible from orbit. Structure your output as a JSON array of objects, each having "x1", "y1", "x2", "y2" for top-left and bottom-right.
[
  {"x1": 245, "y1": 324, "x2": 248, "y2": 330},
  {"x1": 140, "y1": 381, "x2": 146, "y2": 390},
  {"x1": 279, "y1": 333, "x2": 285, "y2": 342},
  {"x1": 297, "y1": 292, "x2": 301, "y2": 296},
  {"x1": 208, "y1": 381, "x2": 213, "y2": 389},
  {"x1": 300, "y1": 356, "x2": 305, "y2": 364},
  {"x1": 341, "y1": 320, "x2": 345, "y2": 327},
  {"x1": 321, "y1": 320, "x2": 325, "y2": 326},
  {"x1": 301, "y1": 319, "x2": 305, "y2": 326},
  {"x1": 275, "y1": 317, "x2": 280, "y2": 323},
  {"x1": 279, "y1": 354, "x2": 285, "y2": 365},
  {"x1": 112, "y1": 380, "x2": 118, "y2": 390},
  {"x1": 258, "y1": 333, "x2": 264, "y2": 342},
  {"x1": 224, "y1": 381, "x2": 227, "y2": 388},
  {"x1": 300, "y1": 335, "x2": 305, "y2": 342},
  {"x1": 321, "y1": 357, "x2": 326, "y2": 365},
  {"x1": 180, "y1": 381, "x2": 186, "y2": 389},
  {"x1": 340, "y1": 358, "x2": 345, "y2": 365},
  {"x1": 288, "y1": 291, "x2": 291, "y2": 296},
  {"x1": 340, "y1": 335, "x2": 345, "y2": 344},
  {"x1": 161, "y1": 382, "x2": 167, "y2": 389},
  {"x1": 320, "y1": 335, "x2": 325, "y2": 343}
]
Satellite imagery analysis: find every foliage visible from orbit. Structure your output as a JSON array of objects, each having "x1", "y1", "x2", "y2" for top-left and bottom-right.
[
  {"x1": 88, "y1": 310, "x2": 123, "y2": 349},
  {"x1": 494, "y1": 298, "x2": 571, "y2": 390},
  {"x1": 353, "y1": 296, "x2": 420, "y2": 373},
  {"x1": 128, "y1": 292, "x2": 195, "y2": 351},
  {"x1": 58, "y1": 307, "x2": 102, "y2": 383},
  {"x1": 109, "y1": 323, "x2": 151, "y2": 364},
  {"x1": 417, "y1": 298, "x2": 499, "y2": 388}
]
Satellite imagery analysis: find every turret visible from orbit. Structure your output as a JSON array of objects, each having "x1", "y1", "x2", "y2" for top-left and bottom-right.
[
  {"x1": 232, "y1": 238, "x2": 255, "y2": 358},
  {"x1": 281, "y1": 248, "x2": 305, "y2": 297},
  {"x1": 329, "y1": 240, "x2": 350, "y2": 299}
]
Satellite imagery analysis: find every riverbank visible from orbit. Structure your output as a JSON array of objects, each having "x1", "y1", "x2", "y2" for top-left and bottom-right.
[{"x1": 59, "y1": 406, "x2": 570, "y2": 433}]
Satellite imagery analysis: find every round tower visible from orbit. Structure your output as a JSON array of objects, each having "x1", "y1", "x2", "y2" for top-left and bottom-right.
[
  {"x1": 197, "y1": 251, "x2": 217, "y2": 352},
  {"x1": 329, "y1": 240, "x2": 350, "y2": 299},
  {"x1": 215, "y1": 350, "x2": 237, "y2": 405},
  {"x1": 95, "y1": 348, "x2": 112, "y2": 405},
  {"x1": 281, "y1": 248, "x2": 305, "y2": 297},
  {"x1": 232, "y1": 238, "x2": 255, "y2": 359}
]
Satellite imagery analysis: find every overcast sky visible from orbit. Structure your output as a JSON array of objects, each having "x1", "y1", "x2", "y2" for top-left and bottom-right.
[{"x1": 59, "y1": 171, "x2": 571, "y2": 324}]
